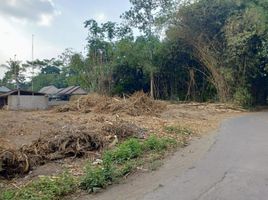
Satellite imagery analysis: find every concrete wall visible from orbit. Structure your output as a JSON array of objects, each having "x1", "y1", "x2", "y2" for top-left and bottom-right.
[
  {"x1": 48, "y1": 100, "x2": 68, "y2": 107},
  {"x1": 8, "y1": 95, "x2": 49, "y2": 110}
]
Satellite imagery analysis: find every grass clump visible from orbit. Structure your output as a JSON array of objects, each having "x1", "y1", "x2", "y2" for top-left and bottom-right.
[
  {"x1": 1, "y1": 172, "x2": 77, "y2": 200},
  {"x1": 103, "y1": 138, "x2": 142, "y2": 164},
  {"x1": 80, "y1": 165, "x2": 113, "y2": 193},
  {"x1": 80, "y1": 139, "x2": 143, "y2": 192},
  {"x1": 164, "y1": 126, "x2": 192, "y2": 136},
  {"x1": 80, "y1": 136, "x2": 178, "y2": 193},
  {"x1": 143, "y1": 135, "x2": 170, "y2": 152}
]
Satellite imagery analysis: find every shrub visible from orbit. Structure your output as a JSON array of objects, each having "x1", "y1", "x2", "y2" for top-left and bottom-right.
[{"x1": 233, "y1": 87, "x2": 252, "y2": 108}]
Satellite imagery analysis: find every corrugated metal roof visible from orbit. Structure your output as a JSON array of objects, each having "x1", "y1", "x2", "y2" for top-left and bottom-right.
[
  {"x1": 0, "y1": 90, "x2": 45, "y2": 98},
  {"x1": 0, "y1": 86, "x2": 11, "y2": 93},
  {"x1": 39, "y1": 85, "x2": 59, "y2": 94},
  {"x1": 56, "y1": 86, "x2": 87, "y2": 95}
]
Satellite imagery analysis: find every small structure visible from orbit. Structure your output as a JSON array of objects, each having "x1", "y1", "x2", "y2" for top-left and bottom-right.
[
  {"x1": 56, "y1": 86, "x2": 87, "y2": 101},
  {"x1": 0, "y1": 90, "x2": 48, "y2": 110},
  {"x1": 0, "y1": 86, "x2": 11, "y2": 94},
  {"x1": 39, "y1": 85, "x2": 59, "y2": 95},
  {"x1": 39, "y1": 85, "x2": 87, "y2": 101}
]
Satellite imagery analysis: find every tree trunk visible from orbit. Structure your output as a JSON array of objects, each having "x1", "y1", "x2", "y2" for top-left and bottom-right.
[{"x1": 150, "y1": 71, "x2": 154, "y2": 99}]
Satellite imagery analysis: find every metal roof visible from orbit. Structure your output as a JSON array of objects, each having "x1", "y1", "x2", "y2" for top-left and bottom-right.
[
  {"x1": 39, "y1": 85, "x2": 59, "y2": 94},
  {"x1": 0, "y1": 86, "x2": 11, "y2": 93},
  {"x1": 0, "y1": 90, "x2": 45, "y2": 98},
  {"x1": 56, "y1": 86, "x2": 87, "y2": 95}
]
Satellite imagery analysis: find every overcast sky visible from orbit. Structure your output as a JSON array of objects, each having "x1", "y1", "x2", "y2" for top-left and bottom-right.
[{"x1": 0, "y1": 0, "x2": 131, "y2": 77}]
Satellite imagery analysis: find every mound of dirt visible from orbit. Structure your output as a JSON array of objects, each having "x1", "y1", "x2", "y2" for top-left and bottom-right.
[{"x1": 56, "y1": 92, "x2": 166, "y2": 116}]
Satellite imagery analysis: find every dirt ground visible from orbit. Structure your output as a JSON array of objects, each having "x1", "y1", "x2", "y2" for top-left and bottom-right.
[{"x1": 0, "y1": 100, "x2": 244, "y2": 188}]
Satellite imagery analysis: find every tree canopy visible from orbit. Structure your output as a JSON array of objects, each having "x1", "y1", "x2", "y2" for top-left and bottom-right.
[{"x1": 1, "y1": 0, "x2": 268, "y2": 106}]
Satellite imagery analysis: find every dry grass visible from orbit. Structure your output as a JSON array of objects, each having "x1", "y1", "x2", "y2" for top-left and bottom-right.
[{"x1": 56, "y1": 92, "x2": 166, "y2": 116}]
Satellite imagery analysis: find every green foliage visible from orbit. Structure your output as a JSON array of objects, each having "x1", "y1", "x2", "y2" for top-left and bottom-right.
[
  {"x1": 143, "y1": 135, "x2": 176, "y2": 152},
  {"x1": 80, "y1": 136, "x2": 179, "y2": 193},
  {"x1": 233, "y1": 87, "x2": 252, "y2": 108},
  {"x1": 1, "y1": 136, "x2": 182, "y2": 197},
  {"x1": 103, "y1": 139, "x2": 142, "y2": 164},
  {"x1": 1, "y1": 172, "x2": 76, "y2": 200},
  {"x1": 0, "y1": 59, "x2": 25, "y2": 89},
  {"x1": 169, "y1": 0, "x2": 268, "y2": 104},
  {"x1": 80, "y1": 139, "x2": 142, "y2": 192},
  {"x1": 2, "y1": 0, "x2": 268, "y2": 104},
  {"x1": 143, "y1": 135, "x2": 167, "y2": 151},
  {"x1": 80, "y1": 165, "x2": 111, "y2": 192},
  {"x1": 117, "y1": 160, "x2": 137, "y2": 177}
]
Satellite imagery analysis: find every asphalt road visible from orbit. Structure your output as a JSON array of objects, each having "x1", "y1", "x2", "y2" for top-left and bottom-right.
[
  {"x1": 143, "y1": 112, "x2": 268, "y2": 200},
  {"x1": 76, "y1": 112, "x2": 268, "y2": 200}
]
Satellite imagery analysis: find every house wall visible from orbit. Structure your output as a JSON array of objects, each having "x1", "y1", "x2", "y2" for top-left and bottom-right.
[
  {"x1": 8, "y1": 95, "x2": 49, "y2": 110},
  {"x1": 48, "y1": 100, "x2": 68, "y2": 107}
]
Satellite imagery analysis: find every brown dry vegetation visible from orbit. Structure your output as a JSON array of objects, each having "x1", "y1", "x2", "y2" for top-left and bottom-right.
[
  {"x1": 56, "y1": 92, "x2": 166, "y2": 116},
  {"x1": 0, "y1": 92, "x2": 244, "y2": 187}
]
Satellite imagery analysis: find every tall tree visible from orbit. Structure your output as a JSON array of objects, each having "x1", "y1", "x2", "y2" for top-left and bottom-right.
[
  {"x1": 1, "y1": 59, "x2": 25, "y2": 90},
  {"x1": 121, "y1": 0, "x2": 177, "y2": 98}
]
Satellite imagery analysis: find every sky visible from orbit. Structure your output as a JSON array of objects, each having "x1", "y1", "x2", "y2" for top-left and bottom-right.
[{"x1": 0, "y1": 0, "x2": 131, "y2": 78}]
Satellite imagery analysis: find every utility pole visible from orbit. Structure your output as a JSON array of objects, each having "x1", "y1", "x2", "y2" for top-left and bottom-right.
[
  {"x1": 31, "y1": 34, "x2": 34, "y2": 94},
  {"x1": 14, "y1": 54, "x2": 21, "y2": 109}
]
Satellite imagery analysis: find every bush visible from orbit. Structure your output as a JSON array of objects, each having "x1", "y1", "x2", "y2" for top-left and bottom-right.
[{"x1": 233, "y1": 87, "x2": 252, "y2": 108}]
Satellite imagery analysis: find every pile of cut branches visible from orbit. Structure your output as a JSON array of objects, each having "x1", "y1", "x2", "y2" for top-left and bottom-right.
[
  {"x1": 56, "y1": 92, "x2": 166, "y2": 116},
  {"x1": 0, "y1": 128, "x2": 104, "y2": 178}
]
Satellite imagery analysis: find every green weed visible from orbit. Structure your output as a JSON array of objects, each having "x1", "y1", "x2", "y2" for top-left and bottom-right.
[
  {"x1": 1, "y1": 172, "x2": 76, "y2": 200},
  {"x1": 164, "y1": 126, "x2": 192, "y2": 136},
  {"x1": 103, "y1": 138, "x2": 142, "y2": 164}
]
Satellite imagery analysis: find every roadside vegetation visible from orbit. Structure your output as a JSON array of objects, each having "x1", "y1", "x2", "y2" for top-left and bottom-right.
[{"x1": 1, "y1": 135, "x2": 184, "y2": 200}]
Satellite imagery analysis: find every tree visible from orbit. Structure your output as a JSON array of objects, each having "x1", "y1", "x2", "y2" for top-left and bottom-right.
[
  {"x1": 83, "y1": 19, "x2": 134, "y2": 93},
  {"x1": 166, "y1": 0, "x2": 268, "y2": 104},
  {"x1": 23, "y1": 58, "x2": 67, "y2": 91},
  {"x1": 1, "y1": 59, "x2": 25, "y2": 90},
  {"x1": 121, "y1": 0, "x2": 177, "y2": 98}
]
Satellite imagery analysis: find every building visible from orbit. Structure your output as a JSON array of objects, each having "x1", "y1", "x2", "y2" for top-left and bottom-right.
[
  {"x1": 39, "y1": 85, "x2": 59, "y2": 95},
  {"x1": 0, "y1": 86, "x2": 11, "y2": 94},
  {"x1": 0, "y1": 90, "x2": 48, "y2": 110},
  {"x1": 56, "y1": 86, "x2": 87, "y2": 101},
  {"x1": 39, "y1": 85, "x2": 87, "y2": 101}
]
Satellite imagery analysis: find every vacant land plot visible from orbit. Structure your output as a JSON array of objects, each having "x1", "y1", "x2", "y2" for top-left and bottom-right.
[{"x1": 0, "y1": 93, "x2": 244, "y2": 198}]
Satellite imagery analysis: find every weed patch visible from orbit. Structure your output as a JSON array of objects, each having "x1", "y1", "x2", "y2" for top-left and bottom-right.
[
  {"x1": 164, "y1": 126, "x2": 193, "y2": 136},
  {"x1": 103, "y1": 139, "x2": 142, "y2": 164},
  {"x1": 80, "y1": 136, "x2": 177, "y2": 193},
  {"x1": 2, "y1": 135, "x2": 182, "y2": 197},
  {"x1": 1, "y1": 172, "x2": 76, "y2": 200}
]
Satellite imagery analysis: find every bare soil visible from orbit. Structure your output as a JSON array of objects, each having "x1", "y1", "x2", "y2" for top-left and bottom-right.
[{"x1": 0, "y1": 98, "x2": 244, "y2": 188}]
